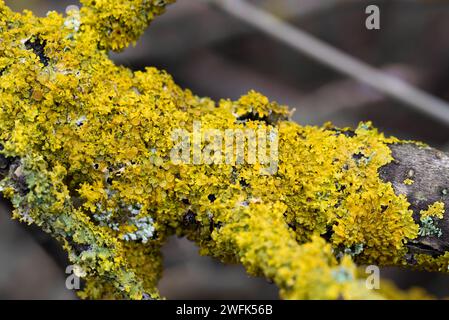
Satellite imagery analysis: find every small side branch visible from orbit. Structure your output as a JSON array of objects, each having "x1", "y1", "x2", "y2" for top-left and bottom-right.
[{"x1": 207, "y1": 0, "x2": 449, "y2": 126}]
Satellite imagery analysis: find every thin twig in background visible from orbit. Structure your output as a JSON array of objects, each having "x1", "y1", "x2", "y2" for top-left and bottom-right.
[
  {"x1": 256, "y1": 0, "x2": 352, "y2": 19},
  {"x1": 206, "y1": 0, "x2": 449, "y2": 126}
]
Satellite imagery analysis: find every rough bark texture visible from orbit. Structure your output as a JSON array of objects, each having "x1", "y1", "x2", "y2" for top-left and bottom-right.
[{"x1": 380, "y1": 144, "x2": 449, "y2": 257}]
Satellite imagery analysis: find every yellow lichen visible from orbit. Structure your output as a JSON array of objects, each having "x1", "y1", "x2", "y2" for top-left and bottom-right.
[
  {"x1": 0, "y1": 0, "x2": 440, "y2": 300},
  {"x1": 420, "y1": 201, "x2": 445, "y2": 219}
]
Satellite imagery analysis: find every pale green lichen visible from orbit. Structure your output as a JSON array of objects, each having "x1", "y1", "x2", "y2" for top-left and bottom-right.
[
  {"x1": 418, "y1": 217, "x2": 442, "y2": 238},
  {"x1": 0, "y1": 0, "x2": 441, "y2": 299},
  {"x1": 417, "y1": 202, "x2": 445, "y2": 238},
  {"x1": 341, "y1": 243, "x2": 364, "y2": 257}
]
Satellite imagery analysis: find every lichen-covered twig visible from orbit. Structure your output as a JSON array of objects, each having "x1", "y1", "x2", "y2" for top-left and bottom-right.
[{"x1": 0, "y1": 0, "x2": 448, "y2": 299}]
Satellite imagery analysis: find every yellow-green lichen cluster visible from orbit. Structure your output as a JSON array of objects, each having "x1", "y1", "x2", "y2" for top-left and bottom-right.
[
  {"x1": 416, "y1": 202, "x2": 445, "y2": 238},
  {"x1": 0, "y1": 0, "x2": 443, "y2": 299},
  {"x1": 80, "y1": 0, "x2": 175, "y2": 51},
  {"x1": 420, "y1": 202, "x2": 445, "y2": 219}
]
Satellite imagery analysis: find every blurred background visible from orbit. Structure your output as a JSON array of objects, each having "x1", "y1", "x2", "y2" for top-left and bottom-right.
[{"x1": 2, "y1": 0, "x2": 449, "y2": 299}]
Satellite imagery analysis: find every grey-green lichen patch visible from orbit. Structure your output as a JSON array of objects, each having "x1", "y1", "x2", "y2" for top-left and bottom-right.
[
  {"x1": 332, "y1": 266, "x2": 354, "y2": 283},
  {"x1": 418, "y1": 217, "x2": 442, "y2": 238},
  {"x1": 344, "y1": 244, "x2": 364, "y2": 256}
]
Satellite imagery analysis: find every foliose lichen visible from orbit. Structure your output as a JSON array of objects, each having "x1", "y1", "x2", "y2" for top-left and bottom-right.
[{"x1": 0, "y1": 0, "x2": 444, "y2": 299}]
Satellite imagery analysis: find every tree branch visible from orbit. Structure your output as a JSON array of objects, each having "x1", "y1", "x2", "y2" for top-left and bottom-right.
[
  {"x1": 380, "y1": 143, "x2": 449, "y2": 257},
  {"x1": 1, "y1": 0, "x2": 449, "y2": 300},
  {"x1": 207, "y1": 0, "x2": 449, "y2": 126}
]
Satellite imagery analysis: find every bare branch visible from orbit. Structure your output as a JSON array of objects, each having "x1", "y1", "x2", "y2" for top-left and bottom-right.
[{"x1": 207, "y1": 0, "x2": 449, "y2": 126}]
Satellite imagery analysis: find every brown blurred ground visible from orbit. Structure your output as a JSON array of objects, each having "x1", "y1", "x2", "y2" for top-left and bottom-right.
[{"x1": 2, "y1": 0, "x2": 449, "y2": 299}]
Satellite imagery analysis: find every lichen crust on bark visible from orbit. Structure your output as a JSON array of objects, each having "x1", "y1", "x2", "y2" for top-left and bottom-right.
[{"x1": 0, "y1": 0, "x2": 447, "y2": 299}]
